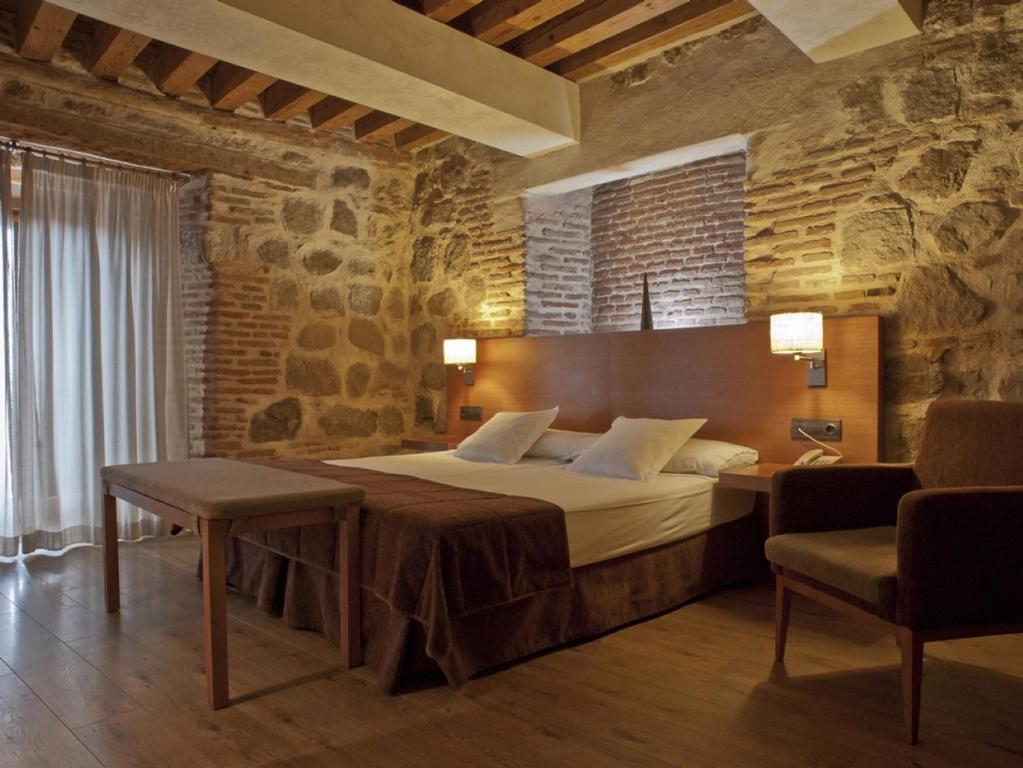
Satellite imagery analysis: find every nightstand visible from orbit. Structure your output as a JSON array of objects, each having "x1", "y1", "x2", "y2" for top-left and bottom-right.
[
  {"x1": 717, "y1": 463, "x2": 788, "y2": 494},
  {"x1": 718, "y1": 462, "x2": 789, "y2": 542},
  {"x1": 400, "y1": 435, "x2": 461, "y2": 452}
]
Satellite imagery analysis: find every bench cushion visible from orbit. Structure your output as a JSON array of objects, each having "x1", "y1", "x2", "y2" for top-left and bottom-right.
[
  {"x1": 101, "y1": 458, "x2": 365, "y2": 520},
  {"x1": 765, "y1": 526, "x2": 897, "y2": 615}
]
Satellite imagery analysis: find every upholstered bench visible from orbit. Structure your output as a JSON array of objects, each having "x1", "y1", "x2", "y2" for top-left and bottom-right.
[{"x1": 100, "y1": 458, "x2": 365, "y2": 709}]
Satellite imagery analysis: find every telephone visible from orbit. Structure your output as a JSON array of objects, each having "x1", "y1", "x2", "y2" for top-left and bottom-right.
[
  {"x1": 794, "y1": 448, "x2": 844, "y2": 466},
  {"x1": 793, "y1": 426, "x2": 845, "y2": 466}
]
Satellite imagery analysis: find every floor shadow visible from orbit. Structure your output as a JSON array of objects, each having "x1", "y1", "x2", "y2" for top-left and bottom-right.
[{"x1": 229, "y1": 665, "x2": 346, "y2": 706}]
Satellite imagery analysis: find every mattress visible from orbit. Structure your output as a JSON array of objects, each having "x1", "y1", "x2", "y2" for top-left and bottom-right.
[{"x1": 325, "y1": 452, "x2": 755, "y2": 568}]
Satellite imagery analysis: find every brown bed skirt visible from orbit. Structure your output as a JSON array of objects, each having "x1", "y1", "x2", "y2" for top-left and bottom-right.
[{"x1": 224, "y1": 514, "x2": 764, "y2": 692}]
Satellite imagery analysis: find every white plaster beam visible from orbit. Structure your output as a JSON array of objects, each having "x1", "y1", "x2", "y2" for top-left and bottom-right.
[
  {"x1": 50, "y1": 0, "x2": 580, "y2": 157},
  {"x1": 747, "y1": 0, "x2": 923, "y2": 62}
]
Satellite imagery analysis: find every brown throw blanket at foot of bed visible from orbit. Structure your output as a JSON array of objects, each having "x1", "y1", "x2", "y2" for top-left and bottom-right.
[{"x1": 240, "y1": 459, "x2": 572, "y2": 692}]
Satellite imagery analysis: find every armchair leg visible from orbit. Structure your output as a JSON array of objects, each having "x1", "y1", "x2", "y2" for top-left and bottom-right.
[
  {"x1": 899, "y1": 627, "x2": 923, "y2": 745},
  {"x1": 775, "y1": 576, "x2": 792, "y2": 663}
]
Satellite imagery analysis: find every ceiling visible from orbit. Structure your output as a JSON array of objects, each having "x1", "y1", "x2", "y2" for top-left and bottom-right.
[{"x1": 0, "y1": 0, "x2": 759, "y2": 153}]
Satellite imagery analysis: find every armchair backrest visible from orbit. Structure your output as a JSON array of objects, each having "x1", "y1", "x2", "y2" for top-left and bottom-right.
[{"x1": 915, "y1": 400, "x2": 1023, "y2": 488}]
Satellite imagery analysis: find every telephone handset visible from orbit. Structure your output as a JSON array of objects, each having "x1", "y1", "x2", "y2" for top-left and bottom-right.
[
  {"x1": 793, "y1": 427, "x2": 845, "y2": 466},
  {"x1": 794, "y1": 448, "x2": 844, "y2": 466}
]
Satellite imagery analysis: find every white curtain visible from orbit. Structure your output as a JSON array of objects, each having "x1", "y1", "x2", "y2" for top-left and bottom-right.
[
  {"x1": 0, "y1": 150, "x2": 15, "y2": 553},
  {"x1": 3, "y1": 153, "x2": 188, "y2": 556}
]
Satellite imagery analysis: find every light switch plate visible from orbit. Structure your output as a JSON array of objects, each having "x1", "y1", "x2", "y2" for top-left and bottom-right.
[
  {"x1": 459, "y1": 405, "x2": 483, "y2": 421},
  {"x1": 791, "y1": 418, "x2": 842, "y2": 442}
]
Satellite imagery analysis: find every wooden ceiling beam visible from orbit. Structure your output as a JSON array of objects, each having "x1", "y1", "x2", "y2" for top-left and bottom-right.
[
  {"x1": 354, "y1": 111, "x2": 415, "y2": 142},
  {"x1": 89, "y1": 22, "x2": 151, "y2": 80},
  {"x1": 308, "y1": 97, "x2": 373, "y2": 131},
  {"x1": 152, "y1": 45, "x2": 217, "y2": 96},
  {"x1": 460, "y1": 0, "x2": 587, "y2": 46},
  {"x1": 552, "y1": 0, "x2": 757, "y2": 80},
  {"x1": 421, "y1": 0, "x2": 483, "y2": 22},
  {"x1": 15, "y1": 0, "x2": 77, "y2": 62},
  {"x1": 208, "y1": 63, "x2": 277, "y2": 110},
  {"x1": 511, "y1": 0, "x2": 692, "y2": 67},
  {"x1": 259, "y1": 81, "x2": 327, "y2": 121},
  {"x1": 394, "y1": 123, "x2": 448, "y2": 151}
]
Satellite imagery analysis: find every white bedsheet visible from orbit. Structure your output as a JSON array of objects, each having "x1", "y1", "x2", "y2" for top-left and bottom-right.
[{"x1": 324, "y1": 452, "x2": 755, "y2": 568}]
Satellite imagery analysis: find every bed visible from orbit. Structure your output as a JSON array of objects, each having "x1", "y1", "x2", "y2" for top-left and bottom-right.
[
  {"x1": 223, "y1": 317, "x2": 883, "y2": 693},
  {"x1": 223, "y1": 450, "x2": 761, "y2": 693}
]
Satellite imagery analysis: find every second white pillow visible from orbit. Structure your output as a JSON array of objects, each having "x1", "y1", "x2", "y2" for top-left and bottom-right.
[{"x1": 567, "y1": 416, "x2": 707, "y2": 481}]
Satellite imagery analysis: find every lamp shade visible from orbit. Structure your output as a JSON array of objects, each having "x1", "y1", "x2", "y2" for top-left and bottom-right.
[
  {"x1": 770, "y1": 312, "x2": 824, "y2": 355},
  {"x1": 443, "y1": 338, "x2": 477, "y2": 366}
]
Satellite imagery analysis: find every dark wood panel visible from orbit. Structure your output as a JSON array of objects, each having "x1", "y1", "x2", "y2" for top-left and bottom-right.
[{"x1": 446, "y1": 316, "x2": 883, "y2": 463}]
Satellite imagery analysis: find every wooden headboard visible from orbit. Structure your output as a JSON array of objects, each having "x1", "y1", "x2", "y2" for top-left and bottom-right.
[{"x1": 446, "y1": 316, "x2": 883, "y2": 463}]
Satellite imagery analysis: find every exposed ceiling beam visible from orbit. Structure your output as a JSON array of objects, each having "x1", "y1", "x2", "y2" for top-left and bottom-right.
[
  {"x1": 354, "y1": 111, "x2": 415, "y2": 142},
  {"x1": 15, "y1": 0, "x2": 77, "y2": 62},
  {"x1": 460, "y1": 0, "x2": 587, "y2": 46},
  {"x1": 394, "y1": 123, "x2": 448, "y2": 151},
  {"x1": 259, "y1": 81, "x2": 327, "y2": 121},
  {"x1": 421, "y1": 0, "x2": 482, "y2": 22},
  {"x1": 308, "y1": 97, "x2": 373, "y2": 130},
  {"x1": 552, "y1": 0, "x2": 757, "y2": 80},
  {"x1": 208, "y1": 62, "x2": 276, "y2": 110},
  {"x1": 89, "y1": 22, "x2": 150, "y2": 79},
  {"x1": 511, "y1": 0, "x2": 692, "y2": 67},
  {"x1": 49, "y1": 0, "x2": 580, "y2": 157},
  {"x1": 747, "y1": 0, "x2": 922, "y2": 62},
  {"x1": 151, "y1": 44, "x2": 217, "y2": 95}
]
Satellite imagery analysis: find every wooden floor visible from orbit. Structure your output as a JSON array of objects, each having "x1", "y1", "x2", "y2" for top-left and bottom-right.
[{"x1": 2, "y1": 536, "x2": 1022, "y2": 768}]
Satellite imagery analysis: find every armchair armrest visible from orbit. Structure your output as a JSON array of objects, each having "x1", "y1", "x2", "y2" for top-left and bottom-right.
[
  {"x1": 770, "y1": 464, "x2": 916, "y2": 537},
  {"x1": 897, "y1": 486, "x2": 1023, "y2": 630}
]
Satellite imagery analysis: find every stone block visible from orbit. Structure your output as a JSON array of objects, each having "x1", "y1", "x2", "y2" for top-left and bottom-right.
[
  {"x1": 249, "y1": 398, "x2": 302, "y2": 443},
  {"x1": 286, "y1": 355, "x2": 341, "y2": 395}
]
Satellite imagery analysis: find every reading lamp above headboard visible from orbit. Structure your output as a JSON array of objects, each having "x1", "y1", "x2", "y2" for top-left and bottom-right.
[{"x1": 446, "y1": 316, "x2": 883, "y2": 464}]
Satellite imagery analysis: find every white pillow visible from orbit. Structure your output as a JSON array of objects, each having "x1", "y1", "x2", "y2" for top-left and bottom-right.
[
  {"x1": 454, "y1": 407, "x2": 559, "y2": 464},
  {"x1": 524, "y1": 429, "x2": 601, "y2": 461},
  {"x1": 567, "y1": 417, "x2": 707, "y2": 481},
  {"x1": 661, "y1": 438, "x2": 759, "y2": 477}
]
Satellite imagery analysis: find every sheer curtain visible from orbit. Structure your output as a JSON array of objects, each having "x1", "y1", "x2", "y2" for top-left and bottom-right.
[
  {"x1": 0, "y1": 150, "x2": 15, "y2": 555},
  {"x1": 5, "y1": 153, "x2": 188, "y2": 556}
]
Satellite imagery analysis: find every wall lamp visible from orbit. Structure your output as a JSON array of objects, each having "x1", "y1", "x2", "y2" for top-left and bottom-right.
[
  {"x1": 770, "y1": 312, "x2": 827, "y2": 387},
  {"x1": 443, "y1": 338, "x2": 477, "y2": 385}
]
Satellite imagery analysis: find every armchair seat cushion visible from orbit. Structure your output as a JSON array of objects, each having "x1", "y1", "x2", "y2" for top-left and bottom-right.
[{"x1": 766, "y1": 526, "x2": 897, "y2": 616}]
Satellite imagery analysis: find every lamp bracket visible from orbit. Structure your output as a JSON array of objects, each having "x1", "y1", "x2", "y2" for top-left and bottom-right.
[{"x1": 794, "y1": 350, "x2": 827, "y2": 387}]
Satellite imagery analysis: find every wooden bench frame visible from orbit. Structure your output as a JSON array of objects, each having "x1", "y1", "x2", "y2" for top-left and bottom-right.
[{"x1": 102, "y1": 481, "x2": 362, "y2": 709}]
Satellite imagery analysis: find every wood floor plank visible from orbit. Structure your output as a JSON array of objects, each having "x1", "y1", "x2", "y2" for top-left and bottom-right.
[
  {"x1": 3, "y1": 536, "x2": 1022, "y2": 768},
  {"x1": 16, "y1": 647, "x2": 139, "y2": 729},
  {"x1": 0, "y1": 673, "x2": 104, "y2": 768}
]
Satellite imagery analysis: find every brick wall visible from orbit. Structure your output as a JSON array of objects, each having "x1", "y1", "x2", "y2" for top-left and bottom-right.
[
  {"x1": 524, "y1": 190, "x2": 593, "y2": 335},
  {"x1": 591, "y1": 153, "x2": 746, "y2": 332},
  {"x1": 178, "y1": 176, "x2": 213, "y2": 458}
]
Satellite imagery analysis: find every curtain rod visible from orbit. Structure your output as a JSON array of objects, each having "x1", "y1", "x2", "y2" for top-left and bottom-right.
[{"x1": 1, "y1": 138, "x2": 192, "y2": 181}]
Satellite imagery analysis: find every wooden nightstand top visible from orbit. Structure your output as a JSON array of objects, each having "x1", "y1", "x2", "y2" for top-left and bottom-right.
[
  {"x1": 717, "y1": 463, "x2": 789, "y2": 494},
  {"x1": 400, "y1": 435, "x2": 461, "y2": 452}
]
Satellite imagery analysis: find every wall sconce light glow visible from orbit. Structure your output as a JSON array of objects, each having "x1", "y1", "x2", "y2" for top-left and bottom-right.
[
  {"x1": 444, "y1": 338, "x2": 477, "y2": 385},
  {"x1": 770, "y1": 312, "x2": 824, "y2": 355},
  {"x1": 770, "y1": 312, "x2": 827, "y2": 387}
]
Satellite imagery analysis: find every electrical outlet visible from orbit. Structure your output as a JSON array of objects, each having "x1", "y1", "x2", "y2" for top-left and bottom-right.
[
  {"x1": 791, "y1": 418, "x2": 842, "y2": 442},
  {"x1": 459, "y1": 405, "x2": 483, "y2": 421}
]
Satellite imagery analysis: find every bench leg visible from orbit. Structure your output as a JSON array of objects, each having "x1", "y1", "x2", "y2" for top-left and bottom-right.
[
  {"x1": 201, "y1": 519, "x2": 231, "y2": 709},
  {"x1": 103, "y1": 493, "x2": 120, "y2": 613},
  {"x1": 339, "y1": 504, "x2": 361, "y2": 669}
]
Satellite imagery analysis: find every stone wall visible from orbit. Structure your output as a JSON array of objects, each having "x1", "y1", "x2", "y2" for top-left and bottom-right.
[
  {"x1": 524, "y1": 190, "x2": 593, "y2": 335},
  {"x1": 195, "y1": 164, "x2": 415, "y2": 459},
  {"x1": 410, "y1": 1, "x2": 1023, "y2": 459},
  {"x1": 591, "y1": 153, "x2": 746, "y2": 332}
]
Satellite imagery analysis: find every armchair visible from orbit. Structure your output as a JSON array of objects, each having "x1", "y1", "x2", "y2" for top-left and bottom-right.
[{"x1": 765, "y1": 400, "x2": 1023, "y2": 745}]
